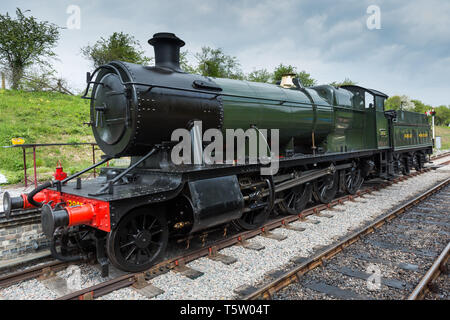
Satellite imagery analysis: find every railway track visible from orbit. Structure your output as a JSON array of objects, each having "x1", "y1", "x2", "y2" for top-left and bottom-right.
[
  {"x1": 242, "y1": 178, "x2": 449, "y2": 300},
  {"x1": 0, "y1": 167, "x2": 446, "y2": 299},
  {"x1": 0, "y1": 209, "x2": 40, "y2": 228},
  {"x1": 0, "y1": 260, "x2": 73, "y2": 289},
  {"x1": 432, "y1": 151, "x2": 450, "y2": 161},
  {"x1": 408, "y1": 242, "x2": 449, "y2": 300}
]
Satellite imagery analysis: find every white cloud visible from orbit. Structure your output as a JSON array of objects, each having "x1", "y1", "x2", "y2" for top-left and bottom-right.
[{"x1": 1, "y1": 0, "x2": 449, "y2": 105}]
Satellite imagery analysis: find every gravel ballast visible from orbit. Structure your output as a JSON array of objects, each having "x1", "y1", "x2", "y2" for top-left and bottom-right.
[{"x1": 0, "y1": 162, "x2": 449, "y2": 300}]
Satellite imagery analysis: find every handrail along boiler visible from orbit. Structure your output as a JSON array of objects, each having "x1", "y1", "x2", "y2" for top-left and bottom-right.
[{"x1": 3, "y1": 32, "x2": 433, "y2": 275}]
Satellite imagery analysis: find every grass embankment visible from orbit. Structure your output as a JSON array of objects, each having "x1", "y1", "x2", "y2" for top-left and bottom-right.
[
  {"x1": 436, "y1": 126, "x2": 450, "y2": 150},
  {"x1": 0, "y1": 89, "x2": 101, "y2": 184}
]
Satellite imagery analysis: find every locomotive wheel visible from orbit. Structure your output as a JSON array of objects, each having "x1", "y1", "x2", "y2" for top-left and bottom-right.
[
  {"x1": 344, "y1": 167, "x2": 364, "y2": 195},
  {"x1": 313, "y1": 171, "x2": 338, "y2": 204},
  {"x1": 393, "y1": 155, "x2": 403, "y2": 175},
  {"x1": 107, "y1": 207, "x2": 168, "y2": 272},
  {"x1": 278, "y1": 183, "x2": 312, "y2": 215},
  {"x1": 402, "y1": 157, "x2": 411, "y2": 175},
  {"x1": 413, "y1": 153, "x2": 424, "y2": 171},
  {"x1": 234, "y1": 177, "x2": 274, "y2": 230}
]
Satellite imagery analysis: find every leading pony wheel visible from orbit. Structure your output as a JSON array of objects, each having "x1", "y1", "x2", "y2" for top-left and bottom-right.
[{"x1": 107, "y1": 207, "x2": 168, "y2": 272}]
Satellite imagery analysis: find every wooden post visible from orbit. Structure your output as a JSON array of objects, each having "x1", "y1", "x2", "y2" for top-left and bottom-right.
[{"x1": 1, "y1": 72, "x2": 5, "y2": 89}]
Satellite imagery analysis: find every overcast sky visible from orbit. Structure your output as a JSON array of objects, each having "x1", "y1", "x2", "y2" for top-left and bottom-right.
[{"x1": 3, "y1": 0, "x2": 450, "y2": 106}]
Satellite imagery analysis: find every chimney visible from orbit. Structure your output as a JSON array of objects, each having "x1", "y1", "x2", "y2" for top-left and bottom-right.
[
  {"x1": 280, "y1": 73, "x2": 296, "y2": 88},
  {"x1": 148, "y1": 32, "x2": 185, "y2": 72}
]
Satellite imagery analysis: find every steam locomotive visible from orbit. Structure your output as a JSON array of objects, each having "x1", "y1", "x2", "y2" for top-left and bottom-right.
[{"x1": 3, "y1": 33, "x2": 433, "y2": 274}]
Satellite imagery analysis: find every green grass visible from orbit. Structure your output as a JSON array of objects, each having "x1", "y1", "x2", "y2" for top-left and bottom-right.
[
  {"x1": 0, "y1": 89, "x2": 99, "y2": 184},
  {"x1": 436, "y1": 126, "x2": 450, "y2": 150}
]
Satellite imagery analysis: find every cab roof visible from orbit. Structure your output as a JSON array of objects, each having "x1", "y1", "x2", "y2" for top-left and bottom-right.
[{"x1": 340, "y1": 85, "x2": 388, "y2": 98}]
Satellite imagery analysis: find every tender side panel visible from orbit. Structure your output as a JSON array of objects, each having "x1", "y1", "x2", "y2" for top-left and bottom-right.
[{"x1": 393, "y1": 110, "x2": 433, "y2": 151}]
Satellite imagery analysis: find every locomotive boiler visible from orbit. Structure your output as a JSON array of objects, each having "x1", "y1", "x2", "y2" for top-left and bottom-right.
[
  {"x1": 91, "y1": 32, "x2": 333, "y2": 158},
  {"x1": 3, "y1": 32, "x2": 433, "y2": 274}
]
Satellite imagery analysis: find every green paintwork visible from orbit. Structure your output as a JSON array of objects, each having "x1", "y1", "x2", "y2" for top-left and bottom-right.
[
  {"x1": 207, "y1": 77, "x2": 431, "y2": 156},
  {"x1": 376, "y1": 110, "x2": 389, "y2": 148},
  {"x1": 392, "y1": 110, "x2": 432, "y2": 151},
  {"x1": 214, "y1": 78, "x2": 334, "y2": 153}
]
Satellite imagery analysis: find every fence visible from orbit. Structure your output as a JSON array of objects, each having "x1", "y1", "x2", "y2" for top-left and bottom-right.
[{"x1": 1, "y1": 143, "x2": 104, "y2": 188}]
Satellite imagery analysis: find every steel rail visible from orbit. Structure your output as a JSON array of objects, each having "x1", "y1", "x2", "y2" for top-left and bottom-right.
[
  {"x1": 431, "y1": 151, "x2": 450, "y2": 161},
  {"x1": 407, "y1": 242, "x2": 450, "y2": 300},
  {"x1": 0, "y1": 211, "x2": 41, "y2": 228},
  {"x1": 0, "y1": 208, "x2": 39, "y2": 220},
  {"x1": 0, "y1": 260, "x2": 73, "y2": 288},
  {"x1": 56, "y1": 169, "x2": 432, "y2": 300},
  {"x1": 242, "y1": 176, "x2": 450, "y2": 300}
]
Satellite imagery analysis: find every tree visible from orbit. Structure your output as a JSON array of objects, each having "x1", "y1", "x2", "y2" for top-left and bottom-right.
[
  {"x1": 272, "y1": 64, "x2": 317, "y2": 87},
  {"x1": 247, "y1": 69, "x2": 271, "y2": 83},
  {"x1": 411, "y1": 99, "x2": 430, "y2": 114},
  {"x1": 19, "y1": 66, "x2": 73, "y2": 95},
  {"x1": 297, "y1": 70, "x2": 317, "y2": 87},
  {"x1": 81, "y1": 32, "x2": 151, "y2": 68},
  {"x1": 195, "y1": 47, "x2": 244, "y2": 79},
  {"x1": 384, "y1": 95, "x2": 415, "y2": 111},
  {"x1": 272, "y1": 64, "x2": 296, "y2": 84},
  {"x1": 435, "y1": 105, "x2": 450, "y2": 126},
  {"x1": 179, "y1": 51, "x2": 198, "y2": 74},
  {"x1": 0, "y1": 8, "x2": 60, "y2": 90},
  {"x1": 330, "y1": 78, "x2": 357, "y2": 87}
]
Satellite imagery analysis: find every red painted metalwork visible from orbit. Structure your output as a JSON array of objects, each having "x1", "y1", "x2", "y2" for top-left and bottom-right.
[
  {"x1": 22, "y1": 148, "x2": 28, "y2": 188},
  {"x1": 33, "y1": 146, "x2": 37, "y2": 188},
  {"x1": 46, "y1": 190, "x2": 111, "y2": 232},
  {"x1": 53, "y1": 161, "x2": 67, "y2": 181},
  {"x1": 18, "y1": 189, "x2": 111, "y2": 232},
  {"x1": 20, "y1": 190, "x2": 60, "y2": 210}
]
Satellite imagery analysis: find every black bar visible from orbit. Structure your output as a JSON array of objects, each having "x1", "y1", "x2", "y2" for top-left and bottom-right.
[
  {"x1": 62, "y1": 156, "x2": 112, "y2": 184},
  {"x1": 94, "y1": 147, "x2": 157, "y2": 195}
]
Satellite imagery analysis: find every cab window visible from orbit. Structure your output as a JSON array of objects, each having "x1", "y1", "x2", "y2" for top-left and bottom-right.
[
  {"x1": 365, "y1": 92, "x2": 374, "y2": 109},
  {"x1": 351, "y1": 89, "x2": 365, "y2": 110}
]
